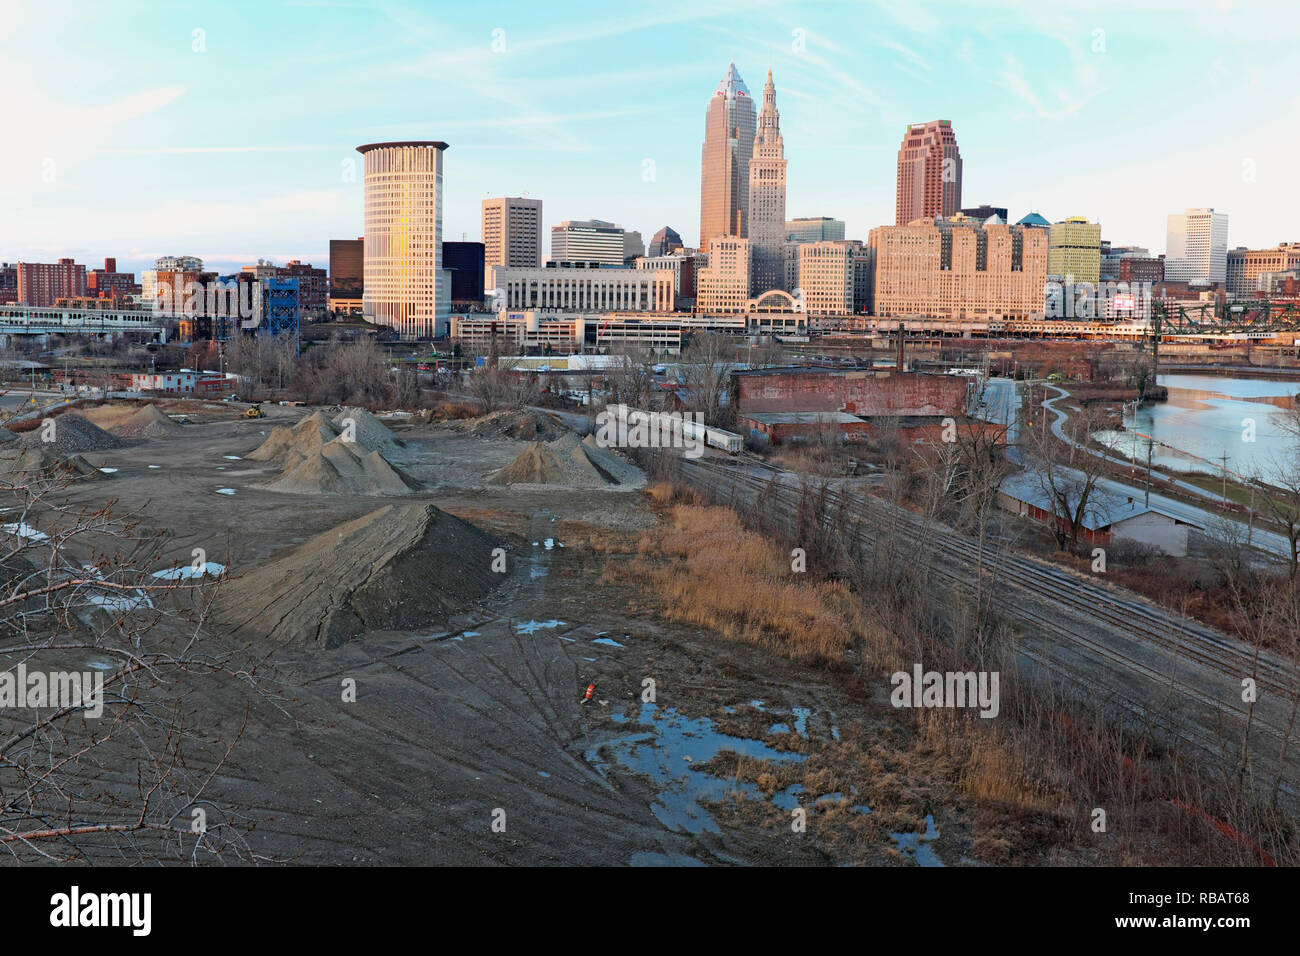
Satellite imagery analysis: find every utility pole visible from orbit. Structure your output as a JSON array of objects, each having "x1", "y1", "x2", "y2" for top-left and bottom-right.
[
  {"x1": 1145, "y1": 437, "x2": 1153, "y2": 507},
  {"x1": 1219, "y1": 451, "x2": 1230, "y2": 509}
]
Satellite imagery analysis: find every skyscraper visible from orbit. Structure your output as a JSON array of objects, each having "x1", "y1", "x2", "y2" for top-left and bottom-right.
[
  {"x1": 358, "y1": 140, "x2": 449, "y2": 339},
  {"x1": 1165, "y1": 208, "x2": 1229, "y2": 286},
  {"x1": 699, "y1": 62, "x2": 756, "y2": 250},
  {"x1": 481, "y1": 197, "x2": 543, "y2": 272},
  {"x1": 550, "y1": 219, "x2": 626, "y2": 265},
  {"x1": 747, "y1": 69, "x2": 787, "y2": 294},
  {"x1": 1047, "y1": 216, "x2": 1102, "y2": 284},
  {"x1": 895, "y1": 120, "x2": 962, "y2": 225}
]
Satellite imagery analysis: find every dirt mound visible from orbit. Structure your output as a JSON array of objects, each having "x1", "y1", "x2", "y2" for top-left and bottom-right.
[
  {"x1": 0, "y1": 447, "x2": 105, "y2": 483},
  {"x1": 80, "y1": 403, "x2": 140, "y2": 431},
  {"x1": 246, "y1": 412, "x2": 338, "y2": 463},
  {"x1": 488, "y1": 432, "x2": 638, "y2": 488},
  {"x1": 459, "y1": 409, "x2": 565, "y2": 442},
  {"x1": 112, "y1": 404, "x2": 185, "y2": 439},
  {"x1": 213, "y1": 504, "x2": 503, "y2": 647},
  {"x1": 18, "y1": 414, "x2": 123, "y2": 454}
]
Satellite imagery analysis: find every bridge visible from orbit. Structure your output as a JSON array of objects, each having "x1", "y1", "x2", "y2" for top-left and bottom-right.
[{"x1": 0, "y1": 305, "x2": 168, "y2": 342}]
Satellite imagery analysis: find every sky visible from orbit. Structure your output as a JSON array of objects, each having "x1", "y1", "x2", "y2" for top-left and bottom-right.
[{"x1": 2, "y1": 0, "x2": 1298, "y2": 278}]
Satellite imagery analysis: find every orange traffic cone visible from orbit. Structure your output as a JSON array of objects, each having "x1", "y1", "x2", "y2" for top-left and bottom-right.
[{"x1": 581, "y1": 682, "x2": 595, "y2": 704}]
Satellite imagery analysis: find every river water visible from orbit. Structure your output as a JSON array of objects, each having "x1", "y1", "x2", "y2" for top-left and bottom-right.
[{"x1": 1096, "y1": 374, "x2": 1300, "y2": 479}]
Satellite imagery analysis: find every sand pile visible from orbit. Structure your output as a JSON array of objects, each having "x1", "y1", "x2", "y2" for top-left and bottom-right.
[
  {"x1": 459, "y1": 409, "x2": 565, "y2": 442},
  {"x1": 18, "y1": 414, "x2": 123, "y2": 454},
  {"x1": 81, "y1": 403, "x2": 140, "y2": 431},
  {"x1": 112, "y1": 404, "x2": 185, "y2": 439},
  {"x1": 248, "y1": 410, "x2": 420, "y2": 496},
  {"x1": 488, "y1": 433, "x2": 643, "y2": 488},
  {"x1": 213, "y1": 504, "x2": 503, "y2": 647}
]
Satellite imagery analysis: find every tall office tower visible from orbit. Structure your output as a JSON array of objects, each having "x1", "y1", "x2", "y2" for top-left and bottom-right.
[
  {"x1": 895, "y1": 120, "x2": 962, "y2": 225},
  {"x1": 357, "y1": 140, "x2": 449, "y2": 339},
  {"x1": 797, "y1": 240, "x2": 858, "y2": 315},
  {"x1": 1047, "y1": 216, "x2": 1102, "y2": 284},
  {"x1": 699, "y1": 62, "x2": 756, "y2": 249},
  {"x1": 329, "y1": 237, "x2": 364, "y2": 297},
  {"x1": 443, "y1": 241, "x2": 486, "y2": 306},
  {"x1": 648, "y1": 226, "x2": 683, "y2": 257},
  {"x1": 1165, "y1": 208, "x2": 1229, "y2": 286},
  {"x1": 623, "y1": 230, "x2": 645, "y2": 264},
  {"x1": 481, "y1": 197, "x2": 543, "y2": 274},
  {"x1": 786, "y1": 217, "x2": 846, "y2": 242},
  {"x1": 550, "y1": 219, "x2": 626, "y2": 265},
  {"x1": 747, "y1": 69, "x2": 787, "y2": 294}
]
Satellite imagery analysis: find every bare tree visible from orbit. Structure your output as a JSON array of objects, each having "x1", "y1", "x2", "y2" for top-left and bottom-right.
[
  {"x1": 677, "y1": 334, "x2": 737, "y2": 427},
  {"x1": 1023, "y1": 401, "x2": 1117, "y2": 553},
  {"x1": 0, "y1": 447, "x2": 262, "y2": 862}
]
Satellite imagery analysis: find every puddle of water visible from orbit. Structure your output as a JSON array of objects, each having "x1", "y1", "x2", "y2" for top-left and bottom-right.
[
  {"x1": 215, "y1": 488, "x2": 236, "y2": 495},
  {"x1": 86, "y1": 659, "x2": 116, "y2": 671},
  {"x1": 147, "y1": 465, "x2": 162, "y2": 470},
  {"x1": 151, "y1": 562, "x2": 226, "y2": 581},
  {"x1": 771, "y1": 784, "x2": 805, "y2": 810},
  {"x1": 792, "y1": 707, "x2": 810, "y2": 737},
  {"x1": 223, "y1": 455, "x2": 242, "y2": 460},
  {"x1": 769, "y1": 722, "x2": 790, "y2": 734},
  {"x1": 462, "y1": 631, "x2": 480, "y2": 638},
  {"x1": 749, "y1": 700, "x2": 766, "y2": 712},
  {"x1": 99, "y1": 467, "x2": 118, "y2": 474},
  {"x1": 516, "y1": 619, "x2": 566, "y2": 634},
  {"x1": 537, "y1": 771, "x2": 550, "y2": 779},
  {"x1": 86, "y1": 592, "x2": 153, "y2": 612},
  {"x1": 592, "y1": 637, "x2": 624, "y2": 647},
  {"x1": 586, "y1": 701, "x2": 806, "y2": 835},
  {"x1": 891, "y1": 814, "x2": 943, "y2": 867},
  {"x1": 2, "y1": 522, "x2": 48, "y2": 542}
]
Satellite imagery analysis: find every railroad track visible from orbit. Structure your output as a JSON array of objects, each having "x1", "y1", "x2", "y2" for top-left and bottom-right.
[{"x1": 673, "y1": 454, "x2": 1300, "y2": 797}]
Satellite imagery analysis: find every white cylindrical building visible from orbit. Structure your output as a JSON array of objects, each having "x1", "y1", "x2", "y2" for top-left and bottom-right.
[{"x1": 357, "y1": 141, "x2": 449, "y2": 339}]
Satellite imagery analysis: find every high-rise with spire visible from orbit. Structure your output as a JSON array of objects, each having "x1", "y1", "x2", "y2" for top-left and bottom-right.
[
  {"x1": 747, "y1": 68, "x2": 787, "y2": 294},
  {"x1": 699, "y1": 62, "x2": 756, "y2": 250}
]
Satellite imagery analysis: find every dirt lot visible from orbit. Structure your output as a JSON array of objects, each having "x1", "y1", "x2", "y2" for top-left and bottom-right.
[{"x1": 0, "y1": 400, "x2": 1081, "y2": 865}]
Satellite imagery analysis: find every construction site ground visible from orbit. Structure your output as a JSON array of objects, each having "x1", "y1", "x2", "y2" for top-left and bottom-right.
[{"x1": 13, "y1": 400, "x2": 1093, "y2": 866}]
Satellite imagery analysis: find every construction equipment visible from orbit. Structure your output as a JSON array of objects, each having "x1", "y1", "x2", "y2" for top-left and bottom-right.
[{"x1": 243, "y1": 403, "x2": 265, "y2": 420}]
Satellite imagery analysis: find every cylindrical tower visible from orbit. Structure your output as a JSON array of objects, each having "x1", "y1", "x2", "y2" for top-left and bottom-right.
[{"x1": 356, "y1": 141, "x2": 449, "y2": 340}]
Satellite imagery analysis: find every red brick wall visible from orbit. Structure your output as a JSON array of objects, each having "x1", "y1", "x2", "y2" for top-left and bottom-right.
[{"x1": 736, "y1": 369, "x2": 968, "y2": 417}]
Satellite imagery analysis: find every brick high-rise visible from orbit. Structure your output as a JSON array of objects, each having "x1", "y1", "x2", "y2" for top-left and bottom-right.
[
  {"x1": 16, "y1": 258, "x2": 87, "y2": 307},
  {"x1": 895, "y1": 120, "x2": 962, "y2": 225},
  {"x1": 699, "y1": 62, "x2": 756, "y2": 249}
]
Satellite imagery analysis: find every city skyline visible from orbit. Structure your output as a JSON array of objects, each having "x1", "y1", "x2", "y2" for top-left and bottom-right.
[{"x1": 3, "y1": 0, "x2": 1300, "y2": 277}]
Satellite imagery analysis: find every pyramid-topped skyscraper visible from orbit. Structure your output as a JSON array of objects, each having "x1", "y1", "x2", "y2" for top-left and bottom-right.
[{"x1": 699, "y1": 62, "x2": 756, "y2": 250}]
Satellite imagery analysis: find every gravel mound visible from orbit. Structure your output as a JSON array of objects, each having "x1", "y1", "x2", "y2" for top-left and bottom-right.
[
  {"x1": 213, "y1": 504, "x2": 503, "y2": 647},
  {"x1": 18, "y1": 414, "x2": 123, "y2": 454},
  {"x1": 331, "y1": 407, "x2": 404, "y2": 455},
  {"x1": 0, "y1": 447, "x2": 105, "y2": 483},
  {"x1": 457, "y1": 409, "x2": 565, "y2": 442}
]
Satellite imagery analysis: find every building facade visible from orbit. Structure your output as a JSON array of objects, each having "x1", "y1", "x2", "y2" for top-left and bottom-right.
[
  {"x1": 896, "y1": 120, "x2": 962, "y2": 225},
  {"x1": 868, "y1": 216, "x2": 1048, "y2": 321},
  {"x1": 648, "y1": 226, "x2": 683, "y2": 257},
  {"x1": 747, "y1": 69, "x2": 787, "y2": 295},
  {"x1": 550, "y1": 220, "x2": 626, "y2": 266},
  {"x1": 482, "y1": 197, "x2": 543, "y2": 272},
  {"x1": 1165, "y1": 207, "x2": 1229, "y2": 286},
  {"x1": 86, "y1": 258, "x2": 137, "y2": 299},
  {"x1": 786, "y1": 217, "x2": 845, "y2": 242},
  {"x1": 1047, "y1": 216, "x2": 1102, "y2": 284},
  {"x1": 358, "y1": 140, "x2": 449, "y2": 339},
  {"x1": 329, "y1": 238, "x2": 364, "y2": 298},
  {"x1": 443, "y1": 241, "x2": 485, "y2": 306},
  {"x1": 1226, "y1": 243, "x2": 1300, "y2": 295},
  {"x1": 797, "y1": 241, "x2": 857, "y2": 315},
  {"x1": 16, "y1": 258, "x2": 87, "y2": 307},
  {"x1": 489, "y1": 263, "x2": 674, "y2": 313},
  {"x1": 696, "y1": 236, "x2": 752, "y2": 314},
  {"x1": 699, "y1": 62, "x2": 756, "y2": 249}
]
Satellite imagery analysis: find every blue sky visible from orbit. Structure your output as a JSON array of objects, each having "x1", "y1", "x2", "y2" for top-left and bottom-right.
[{"x1": 2, "y1": 0, "x2": 1297, "y2": 277}]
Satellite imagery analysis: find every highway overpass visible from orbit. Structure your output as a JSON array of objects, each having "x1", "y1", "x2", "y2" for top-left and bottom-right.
[{"x1": 0, "y1": 305, "x2": 168, "y2": 343}]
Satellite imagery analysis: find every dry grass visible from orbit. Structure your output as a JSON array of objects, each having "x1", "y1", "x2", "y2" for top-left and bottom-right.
[{"x1": 608, "y1": 502, "x2": 879, "y2": 665}]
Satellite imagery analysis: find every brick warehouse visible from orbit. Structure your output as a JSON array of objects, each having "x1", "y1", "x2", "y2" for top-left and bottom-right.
[{"x1": 731, "y1": 366, "x2": 970, "y2": 417}]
